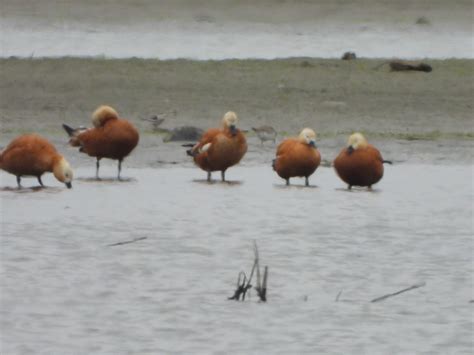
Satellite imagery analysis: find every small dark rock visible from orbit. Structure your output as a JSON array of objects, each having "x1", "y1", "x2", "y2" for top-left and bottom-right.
[
  {"x1": 341, "y1": 52, "x2": 357, "y2": 60},
  {"x1": 163, "y1": 126, "x2": 204, "y2": 142},
  {"x1": 415, "y1": 16, "x2": 430, "y2": 25}
]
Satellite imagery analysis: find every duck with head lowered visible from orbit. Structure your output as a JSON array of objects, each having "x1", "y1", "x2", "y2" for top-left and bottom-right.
[
  {"x1": 272, "y1": 128, "x2": 321, "y2": 186},
  {"x1": 187, "y1": 111, "x2": 247, "y2": 182}
]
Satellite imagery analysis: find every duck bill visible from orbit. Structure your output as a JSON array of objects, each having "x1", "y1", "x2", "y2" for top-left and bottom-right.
[
  {"x1": 229, "y1": 125, "x2": 237, "y2": 136},
  {"x1": 346, "y1": 146, "x2": 354, "y2": 155},
  {"x1": 65, "y1": 182, "x2": 72, "y2": 189},
  {"x1": 309, "y1": 140, "x2": 317, "y2": 148}
]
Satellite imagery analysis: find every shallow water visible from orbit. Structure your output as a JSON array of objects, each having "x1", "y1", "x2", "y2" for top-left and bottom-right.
[
  {"x1": 1, "y1": 164, "x2": 472, "y2": 354},
  {"x1": 1, "y1": 1, "x2": 472, "y2": 59},
  {"x1": 2, "y1": 20, "x2": 472, "y2": 59}
]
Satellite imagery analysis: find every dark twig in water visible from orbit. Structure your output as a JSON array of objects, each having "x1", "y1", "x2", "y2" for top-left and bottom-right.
[
  {"x1": 228, "y1": 271, "x2": 253, "y2": 300},
  {"x1": 255, "y1": 242, "x2": 261, "y2": 290},
  {"x1": 253, "y1": 241, "x2": 267, "y2": 302},
  {"x1": 244, "y1": 259, "x2": 257, "y2": 300},
  {"x1": 335, "y1": 290, "x2": 343, "y2": 302},
  {"x1": 371, "y1": 282, "x2": 426, "y2": 303},
  {"x1": 107, "y1": 236, "x2": 147, "y2": 247},
  {"x1": 256, "y1": 266, "x2": 268, "y2": 302},
  {"x1": 228, "y1": 241, "x2": 268, "y2": 302}
]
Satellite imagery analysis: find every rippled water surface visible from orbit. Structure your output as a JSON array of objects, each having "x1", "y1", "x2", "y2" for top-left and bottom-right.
[
  {"x1": 2, "y1": 21, "x2": 472, "y2": 59},
  {"x1": 1, "y1": 165, "x2": 473, "y2": 354}
]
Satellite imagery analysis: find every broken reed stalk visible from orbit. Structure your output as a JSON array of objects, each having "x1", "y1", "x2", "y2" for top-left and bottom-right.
[
  {"x1": 228, "y1": 271, "x2": 252, "y2": 301},
  {"x1": 371, "y1": 282, "x2": 426, "y2": 303},
  {"x1": 228, "y1": 241, "x2": 268, "y2": 302},
  {"x1": 253, "y1": 241, "x2": 267, "y2": 302},
  {"x1": 256, "y1": 266, "x2": 268, "y2": 302},
  {"x1": 243, "y1": 258, "x2": 257, "y2": 300},
  {"x1": 107, "y1": 236, "x2": 147, "y2": 247}
]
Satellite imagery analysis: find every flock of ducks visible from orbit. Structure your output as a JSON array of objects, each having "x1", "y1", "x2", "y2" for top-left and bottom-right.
[{"x1": 0, "y1": 105, "x2": 391, "y2": 189}]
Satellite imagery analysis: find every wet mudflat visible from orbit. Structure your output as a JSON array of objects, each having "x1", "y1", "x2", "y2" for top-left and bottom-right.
[{"x1": 1, "y1": 164, "x2": 472, "y2": 354}]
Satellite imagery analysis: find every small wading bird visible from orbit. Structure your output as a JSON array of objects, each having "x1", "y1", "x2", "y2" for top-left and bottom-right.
[
  {"x1": 63, "y1": 105, "x2": 139, "y2": 180},
  {"x1": 272, "y1": 128, "x2": 321, "y2": 186},
  {"x1": 142, "y1": 114, "x2": 165, "y2": 130},
  {"x1": 186, "y1": 111, "x2": 247, "y2": 182},
  {"x1": 333, "y1": 132, "x2": 392, "y2": 190},
  {"x1": 0, "y1": 134, "x2": 73, "y2": 188},
  {"x1": 252, "y1": 125, "x2": 277, "y2": 145}
]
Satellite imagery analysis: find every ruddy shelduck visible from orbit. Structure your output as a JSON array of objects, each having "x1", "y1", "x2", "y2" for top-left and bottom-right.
[
  {"x1": 187, "y1": 111, "x2": 247, "y2": 182},
  {"x1": 272, "y1": 128, "x2": 321, "y2": 186},
  {"x1": 63, "y1": 105, "x2": 139, "y2": 180},
  {"x1": 0, "y1": 134, "x2": 73, "y2": 188},
  {"x1": 333, "y1": 132, "x2": 392, "y2": 190}
]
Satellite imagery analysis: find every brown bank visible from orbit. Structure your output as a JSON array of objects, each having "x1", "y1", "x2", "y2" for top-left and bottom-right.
[{"x1": 0, "y1": 58, "x2": 472, "y2": 168}]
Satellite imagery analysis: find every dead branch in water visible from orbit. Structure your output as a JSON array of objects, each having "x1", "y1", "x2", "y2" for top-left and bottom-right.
[
  {"x1": 228, "y1": 271, "x2": 252, "y2": 301},
  {"x1": 228, "y1": 241, "x2": 268, "y2": 302},
  {"x1": 256, "y1": 266, "x2": 268, "y2": 302},
  {"x1": 371, "y1": 282, "x2": 426, "y2": 303},
  {"x1": 107, "y1": 236, "x2": 147, "y2": 247}
]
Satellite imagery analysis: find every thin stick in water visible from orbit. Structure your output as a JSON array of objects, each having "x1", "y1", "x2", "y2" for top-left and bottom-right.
[
  {"x1": 107, "y1": 236, "x2": 147, "y2": 247},
  {"x1": 258, "y1": 266, "x2": 268, "y2": 302},
  {"x1": 335, "y1": 290, "x2": 343, "y2": 302},
  {"x1": 371, "y1": 282, "x2": 426, "y2": 303}
]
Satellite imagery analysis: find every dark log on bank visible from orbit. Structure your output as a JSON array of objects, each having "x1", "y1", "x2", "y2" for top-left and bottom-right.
[{"x1": 389, "y1": 61, "x2": 432, "y2": 72}]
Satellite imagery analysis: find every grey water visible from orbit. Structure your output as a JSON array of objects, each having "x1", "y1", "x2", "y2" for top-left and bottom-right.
[
  {"x1": 1, "y1": 164, "x2": 472, "y2": 354},
  {"x1": 1, "y1": 1, "x2": 472, "y2": 59},
  {"x1": 2, "y1": 20, "x2": 472, "y2": 59}
]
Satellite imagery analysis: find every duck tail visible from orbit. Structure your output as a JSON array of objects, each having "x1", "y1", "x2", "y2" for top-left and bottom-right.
[
  {"x1": 181, "y1": 143, "x2": 196, "y2": 157},
  {"x1": 62, "y1": 124, "x2": 76, "y2": 137},
  {"x1": 62, "y1": 124, "x2": 84, "y2": 147},
  {"x1": 272, "y1": 158, "x2": 277, "y2": 170}
]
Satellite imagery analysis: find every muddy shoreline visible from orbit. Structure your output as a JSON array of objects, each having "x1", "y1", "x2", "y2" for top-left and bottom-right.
[{"x1": 0, "y1": 57, "x2": 472, "y2": 167}]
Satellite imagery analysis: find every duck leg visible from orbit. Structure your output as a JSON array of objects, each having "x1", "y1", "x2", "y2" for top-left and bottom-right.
[
  {"x1": 286, "y1": 179, "x2": 290, "y2": 186},
  {"x1": 305, "y1": 177, "x2": 309, "y2": 187},
  {"x1": 96, "y1": 158, "x2": 101, "y2": 180},
  {"x1": 37, "y1": 176, "x2": 44, "y2": 187},
  {"x1": 16, "y1": 176, "x2": 22, "y2": 188},
  {"x1": 221, "y1": 170, "x2": 226, "y2": 182},
  {"x1": 348, "y1": 185, "x2": 352, "y2": 190},
  {"x1": 117, "y1": 159, "x2": 122, "y2": 180},
  {"x1": 207, "y1": 171, "x2": 211, "y2": 182}
]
